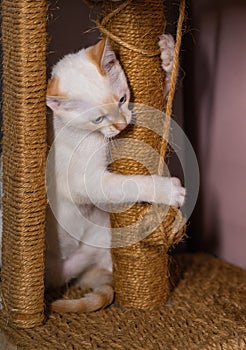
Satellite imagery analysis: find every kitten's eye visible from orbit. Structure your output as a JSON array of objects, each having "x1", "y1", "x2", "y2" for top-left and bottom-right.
[
  {"x1": 93, "y1": 116, "x2": 105, "y2": 124},
  {"x1": 119, "y1": 94, "x2": 127, "y2": 106}
]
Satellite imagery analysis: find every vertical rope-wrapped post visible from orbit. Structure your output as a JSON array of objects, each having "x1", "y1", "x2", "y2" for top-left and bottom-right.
[
  {"x1": 97, "y1": 0, "x2": 185, "y2": 310},
  {"x1": 1, "y1": 0, "x2": 47, "y2": 328}
]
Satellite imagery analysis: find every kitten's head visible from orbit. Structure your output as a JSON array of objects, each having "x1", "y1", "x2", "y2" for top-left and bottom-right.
[{"x1": 46, "y1": 38, "x2": 131, "y2": 138}]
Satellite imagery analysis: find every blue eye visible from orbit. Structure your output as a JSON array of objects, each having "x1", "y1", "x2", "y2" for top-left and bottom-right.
[
  {"x1": 119, "y1": 94, "x2": 127, "y2": 106},
  {"x1": 93, "y1": 116, "x2": 105, "y2": 124}
]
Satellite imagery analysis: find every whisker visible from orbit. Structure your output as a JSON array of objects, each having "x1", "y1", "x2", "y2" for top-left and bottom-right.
[{"x1": 130, "y1": 111, "x2": 137, "y2": 125}]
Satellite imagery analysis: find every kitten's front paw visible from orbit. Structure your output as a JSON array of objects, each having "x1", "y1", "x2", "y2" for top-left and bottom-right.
[
  {"x1": 169, "y1": 177, "x2": 186, "y2": 208},
  {"x1": 153, "y1": 175, "x2": 186, "y2": 207},
  {"x1": 158, "y1": 34, "x2": 175, "y2": 74}
]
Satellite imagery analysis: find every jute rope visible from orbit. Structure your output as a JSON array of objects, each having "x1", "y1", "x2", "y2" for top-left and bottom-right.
[
  {"x1": 96, "y1": 0, "x2": 186, "y2": 309},
  {"x1": 1, "y1": 0, "x2": 47, "y2": 328},
  {"x1": 96, "y1": 1, "x2": 161, "y2": 57},
  {"x1": 158, "y1": 0, "x2": 186, "y2": 174},
  {"x1": 1, "y1": 254, "x2": 246, "y2": 349}
]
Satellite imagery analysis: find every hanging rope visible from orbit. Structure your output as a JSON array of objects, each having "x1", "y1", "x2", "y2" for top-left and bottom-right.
[
  {"x1": 96, "y1": 0, "x2": 161, "y2": 57},
  {"x1": 158, "y1": 0, "x2": 186, "y2": 175}
]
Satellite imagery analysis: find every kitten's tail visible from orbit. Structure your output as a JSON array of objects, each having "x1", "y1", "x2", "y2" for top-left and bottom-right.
[{"x1": 51, "y1": 268, "x2": 114, "y2": 313}]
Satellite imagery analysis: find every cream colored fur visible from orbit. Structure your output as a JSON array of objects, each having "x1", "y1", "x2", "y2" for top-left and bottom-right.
[{"x1": 0, "y1": 35, "x2": 185, "y2": 313}]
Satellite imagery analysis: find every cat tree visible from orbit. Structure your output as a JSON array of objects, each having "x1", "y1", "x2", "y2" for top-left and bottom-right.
[
  {"x1": 0, "y1": 0, "x2": 245, "y2": 348},
  {"x1": 98, "y1": 0, "x2": 186, "y2": 310}
]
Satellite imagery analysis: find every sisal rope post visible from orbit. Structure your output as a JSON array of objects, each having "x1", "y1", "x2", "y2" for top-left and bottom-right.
[
  {"x1": 1, "y1": 0, "x2": 47, "y2": 328},
  {"x1": 97, "y1": 0, "x2": 186, "y2": 309}
]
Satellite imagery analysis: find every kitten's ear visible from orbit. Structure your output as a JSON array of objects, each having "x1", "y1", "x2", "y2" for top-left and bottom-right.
[
  {"x1": 46, "y1": 96, "x2": 85, "y2": 112},
  {"x1": 47, "y1": 76, "x2": 61, "y2": 96},
  {"x1": 46, "y1": 76, "x2": 69, "y2": 111},
  {"x1": 101, "y1": 37, "x2": 117, "y2": 74},
  {"x1": 46, "y1": 96, "x2": 65, "y2": 111},
  {"x1": 87, "y1": 37, "x2": 117, "y2": 75}
]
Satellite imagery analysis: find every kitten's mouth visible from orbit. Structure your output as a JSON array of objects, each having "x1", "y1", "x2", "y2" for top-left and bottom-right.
[{"x1": 103, "y1": 124, "x2": 128, "y2": 139}]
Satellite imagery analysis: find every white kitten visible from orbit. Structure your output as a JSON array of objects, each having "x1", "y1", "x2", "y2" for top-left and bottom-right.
[{"x1": 0, "y1": 35, "x2": 185, "y2": 313}]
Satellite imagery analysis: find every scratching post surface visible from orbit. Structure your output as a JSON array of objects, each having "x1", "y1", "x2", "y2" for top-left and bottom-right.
[
  {"x1": 99, "y1": 0, "x2": 185, "y2": 309},
  {"x1": 0, "y1": 254, "x2": 246, "y2": 349},
  {"x1": 1, "y1": 0, "x2": 47, "y2": 328}
]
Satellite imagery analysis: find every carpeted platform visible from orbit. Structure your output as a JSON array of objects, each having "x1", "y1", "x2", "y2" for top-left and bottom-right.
[{"x1": 0, "y1": 253, "x2": 245, "y2": 349}]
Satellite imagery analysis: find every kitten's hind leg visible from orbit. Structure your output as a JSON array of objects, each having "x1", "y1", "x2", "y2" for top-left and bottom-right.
[
  {"x1": 159, "y1": 34, "x2": 175, "y2": 96},
  {"x1": 51, "y1": 267, "x2": 114, "y2": 313}
]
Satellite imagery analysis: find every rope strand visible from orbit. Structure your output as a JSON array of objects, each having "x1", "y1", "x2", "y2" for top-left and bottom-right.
[{"x1": 158, "y1": 0, "x2": 186, "y2": 175}]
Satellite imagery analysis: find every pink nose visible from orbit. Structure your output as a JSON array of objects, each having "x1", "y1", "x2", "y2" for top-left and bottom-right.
[{"x1": 114, "y1": 123, "x2": 127, "y2": 131}]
